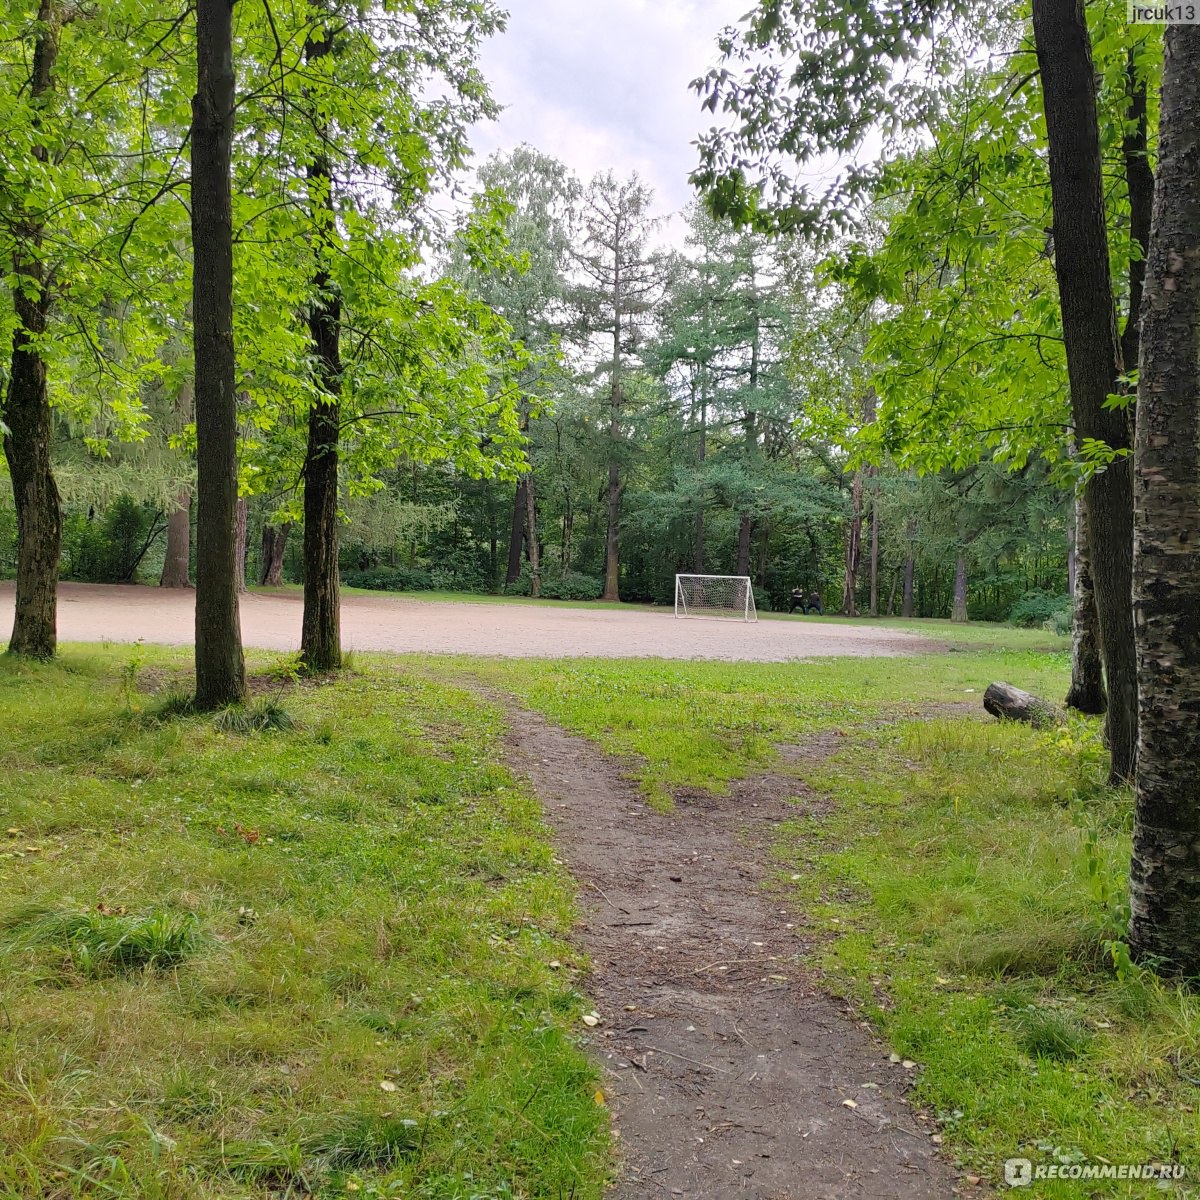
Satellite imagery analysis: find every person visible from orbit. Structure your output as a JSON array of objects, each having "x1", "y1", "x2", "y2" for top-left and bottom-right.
[
  {"x1": 806, "y1": 591, "x2": 823, "y2": 615},
  {"x1": 789, "y1": 586, "x2": 805, "y2": 614}
]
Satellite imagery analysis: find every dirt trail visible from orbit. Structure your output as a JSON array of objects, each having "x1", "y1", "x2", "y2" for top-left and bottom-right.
[
  {"x1": 501, "y1": 703, "x2": 960, "y2": 1200},
  {"x1": 0, "y1": 582, "x2": 937, "y2": 662}
]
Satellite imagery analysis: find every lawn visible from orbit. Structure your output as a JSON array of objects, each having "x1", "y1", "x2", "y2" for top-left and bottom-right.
[
  {"x1": 475, "y1": 648, "x2": 1200, "y2": 1196},
  {"x1": 0, "y1": 649, "x2": 608, "y2": 1200},
  {"x1": 5, "y1": 635, "x2": 1196, "y2": 1197}
]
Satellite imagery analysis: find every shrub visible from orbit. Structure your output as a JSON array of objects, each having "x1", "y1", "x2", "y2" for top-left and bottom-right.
[
  {"x1": 63, "y1": 495, "x2": 163, "y2": 583},
  {"x1": 341, "y1": 565, "x2": 435, "y2": 592},
  {"x1": 1008, "y1": 589, "x2": 1071, "y2": 629},
  {"x1": 539, "y1": 572, "x2": 603, "y2": 601}
]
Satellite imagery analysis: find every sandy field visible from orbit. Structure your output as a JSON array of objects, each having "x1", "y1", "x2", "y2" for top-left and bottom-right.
[{"x1": 0, "y1": 582, "x2": 937, "y2": 661}]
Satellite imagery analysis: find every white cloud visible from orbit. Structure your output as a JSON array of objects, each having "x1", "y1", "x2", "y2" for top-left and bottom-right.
[{"x1": 469, "y1": 0, "x2": 745, "y2": 223}]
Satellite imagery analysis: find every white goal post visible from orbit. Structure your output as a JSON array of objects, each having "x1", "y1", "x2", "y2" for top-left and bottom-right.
[{"x1": 674, "y1": 574, "x2": 758, "y2": 622}]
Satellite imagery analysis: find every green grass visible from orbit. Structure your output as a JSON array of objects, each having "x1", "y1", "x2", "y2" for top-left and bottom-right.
[
  {"x1": 0, "y1": 648, "x2": 609, "y2": 1200},
  {"x1": 467, "y1": 648, "x2": 1070, "y2": 805},
  {"x1": 480, "y1": 650, "x2": 1199, "y2": 1195}
]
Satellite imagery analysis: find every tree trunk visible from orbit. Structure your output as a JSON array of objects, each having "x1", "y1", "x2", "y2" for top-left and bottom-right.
[
  {"x1": 160, "y1": 493, "x2": 192, "y2": 588},
  {"x1": 901, "y1": 519, "x2": 916, "y2": 618},
  {"x1": 1127, "y1": 24, "x2": 1200, "y2": 975},
  {"x1": 191, "y1": 0, "x2": 246, "y2": 708},
  {"x1": 525, "y1": 473, "x2": 541, "y2": 598},
  {"x1": 736, "y1": 512, "x2": 753, "y2": 577},
  {"x1": 259, "y1": 522, "x2": 290, "y2": 587},
  {"x1": 506, "y1": 478, "x2": 527, "y2": 584},
  {"x1": 1065, "y1": 492, "x2": 1106, "y2": 714},
  {"x1": 299, "y1": 25, "x2": 342, "y2": 673},
  {"x1": 952, "y1": 555, "x2": 969, "y2": 623},
  {"x1": 1032, "y1": 0, "x2": 1137, "y2": 784},
  {"x1": 1066, "y1": 503, "x2": 1077, "y2": 599},
  {"x1": 561, "y1": 493, "x2": 574, "y2": 573},
  {"x1": 1120, "y1": 49, "x2": 1154, "y2": 374},
  {"x1": 841, "y1": 471, "x2": 862, "y2": 616},
  {"x1": 2, "y1": 1, "x2": 62, "y2": 660},
  {"x1": 233, "y1": 497, "x2": 247, "y2": 593},
  {"x1": 603, "y1": 457, "x2": 621, "y2": 601},
  {"x1": 868, "y1": 470, "x2": 880, "y2": 617}
]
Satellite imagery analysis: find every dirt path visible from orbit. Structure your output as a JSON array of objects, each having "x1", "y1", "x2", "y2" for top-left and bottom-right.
[
  {"x1": 0, "y1": 582, "x2": 936, "y2": 662},
  {"x1": 501, "y1": 701, "x2": 960, "y2": 1200}
]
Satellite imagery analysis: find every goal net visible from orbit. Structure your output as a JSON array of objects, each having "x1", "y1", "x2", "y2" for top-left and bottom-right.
[{"x1": 674, "y1": 574, "x2": 757, "y2": 622}]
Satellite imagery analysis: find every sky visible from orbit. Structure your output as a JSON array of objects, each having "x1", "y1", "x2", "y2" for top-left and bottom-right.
[{"x1": 469, "y1": 0, "x2": 747, "y2": 226}]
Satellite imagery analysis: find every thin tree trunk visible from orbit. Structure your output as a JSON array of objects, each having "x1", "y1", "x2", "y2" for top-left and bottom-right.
[
  {"x1": 506, "y1": 478, "x2": 527, "y2": 584},
  {"x1": 902, "y1": 518, "x2": 916, "y2": 618},
  {"x1": 259, "y1": 522, "x2": 290, "y2": 587},
  {"x1": 1032, "y1": 0, "x2": 1137, "y2": 784},
  {"x1": 603, "y1": 258, "x2": 623, "y2": 602},
  {"x1": 694, "y1": 376, "x2": 707, "y2": 572},
  {"x1": 160, "y1": 377, "x2": 195, "y2": 589},
  {"x1": 299, "y1": 24, "x2": 341, "y2": 673},
  {"x1": 842, "y1": 471, "x2": 862, "y2": 616},
  {"x1": 952, "y1": 555, "x2": 969, "y2": 623},
  {"x1": 2, "y1": 0, "x2": 62, "y2": 659},
  {"x1": 1066, "y1": 504, "x2": 1077, "y2": 599},
  {"x1": 1065, "y1": 492, "x2": 1106, "y2": 714},
  {"x1": 736, "y1": 512, "x2": 753, "y2": 577},
  {"x1": 524, "y1": 474, "x2": 541, "y2": 598},
  {"x1": 561, "y1": 492, "x2": 574, "y2": 573},
  {"x1": 160, "y1": 494, "x2": 192, "y2": 588},
  {"x1": 1128, "y1": 24, "x2": 1200, "y2": 975},
  {"x1": 191, "y1": 0, "x2": 246, "y2": 707},
  {"x1": 603, "y1": 457, "x2": 621, "y2": 601},
  {"x1": 868, "y1": 470, "x2": 880, "y2": 617},
  {"x1": 886, "y1": 570, "x2": 899, "y2": 617},
  {"x1": 233, "y1": 497, "x2": 247, "y2": 593},
  {"x1": 1120, "y1": 49, "x2": 1154, "y2": 374}
]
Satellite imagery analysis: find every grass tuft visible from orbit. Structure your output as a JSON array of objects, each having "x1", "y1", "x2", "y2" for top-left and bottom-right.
[
  {"x1": 1012, "y1": 1007, "x2": 1094, "y2": 1062},
  {"x1": 7, "y1": 906, "x2": 204, "y2": 976},
  {"x1": 213, "y1": 696, "x2": 295, "y2": 733}
]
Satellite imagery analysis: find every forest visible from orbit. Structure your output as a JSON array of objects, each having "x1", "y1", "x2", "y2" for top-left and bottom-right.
[
  {"x1": 2, "y1": 0, "x2": 1200, "y2": 1195},
  {"x1": 0, "y1": 5, "x2": 1078, "y2": 634}
]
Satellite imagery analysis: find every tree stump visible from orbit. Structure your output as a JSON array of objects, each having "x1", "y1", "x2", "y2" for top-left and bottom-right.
[{"x1": 983, "y1": 682, "x2": 1063, "y2": 729}]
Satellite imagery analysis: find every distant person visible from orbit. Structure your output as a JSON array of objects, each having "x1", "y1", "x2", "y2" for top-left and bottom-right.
[
  {"x1": 789, "y1": 586, "x2": 805, "y2": 614},
  {"x1": 806, "y1": 591, "x2": 823, "y2": 615}
]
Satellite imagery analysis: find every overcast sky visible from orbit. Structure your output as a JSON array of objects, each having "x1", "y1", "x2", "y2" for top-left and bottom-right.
[{"x1": 469, "y1": 0, "x2": 746, "y2": 225}]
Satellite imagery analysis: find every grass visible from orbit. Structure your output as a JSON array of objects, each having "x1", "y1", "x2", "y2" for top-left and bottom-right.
[
  {"x1": 0, "y1": 648, "x2": 609, "y2": 1199},
  {"x1": 479, "y1": 649, "x2": 1199, "y2": 1196},
  {"x1": 466, "y1": 646, "x2": 1070, "y2": 806}
]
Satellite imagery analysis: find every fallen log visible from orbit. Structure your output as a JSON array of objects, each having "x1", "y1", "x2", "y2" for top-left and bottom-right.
[{"x1": 983, "y1": 681, "x2": 1063, "y2": 729}]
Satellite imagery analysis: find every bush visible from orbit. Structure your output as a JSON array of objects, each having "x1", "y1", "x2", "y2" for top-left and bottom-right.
[
  {"x1": 341, "y1": 565, "x2": 435, "y2": 592},
  {"x1": 63, "y1": 496, "x2": 163, "y2": 583},
  {"x1": 1008, "y1": 589, "x2": 1071, "y2": 629},
  {"x1": 539, "y1": 572, "x2": 603, "y2": 601}
]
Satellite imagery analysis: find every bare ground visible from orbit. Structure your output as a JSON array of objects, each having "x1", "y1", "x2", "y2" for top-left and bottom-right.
[
  {"x1": 0, "y1": 582, "x2": 937, "y2": 662},
  {"x1": 497, "y1": 695, "x2": 963, "y2": 1200}
]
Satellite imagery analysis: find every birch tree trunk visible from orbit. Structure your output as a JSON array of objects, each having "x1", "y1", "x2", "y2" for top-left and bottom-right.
[{"x1": 1128, "y1": 24, "x2": 1200, "y2": 975}]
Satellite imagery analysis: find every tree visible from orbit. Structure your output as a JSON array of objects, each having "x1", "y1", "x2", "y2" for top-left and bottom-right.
[
  {"x1": 192, "y1": 0, "x2": 247, "y2": 707},
  {"x1": 456, "y1": 147, "x2": 579, "y2": 588},
  {"x1": 1, "y1": 1, "x2": 182, "y2": 654},
  {"x1": 1127, "y1": 25, "x2": 1200, "y2": 975},
  {"x1": 572, "y1": 173, "x2": 662, "y2": 601},
  {"x1": 2, "y1": 1, "x2": 63, "y2": 658},
  {"x1": 1030, "y1": 0, "x2": 1137, "y2": 784}
]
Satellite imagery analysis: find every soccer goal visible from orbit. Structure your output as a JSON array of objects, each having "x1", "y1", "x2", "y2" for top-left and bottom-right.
[{"x1": 674, "y1": 574, "x2": 758, "y2": 622}]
